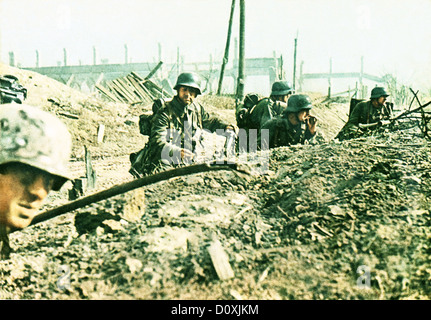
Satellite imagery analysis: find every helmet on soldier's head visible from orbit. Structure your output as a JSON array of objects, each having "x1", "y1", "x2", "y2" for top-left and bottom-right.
[
  {"x1": 285, "y1": 94, "x2": 313, "y2": 113},
  {"x1": 271, "y1": 81, "x2": 293, "y2": 96},
  {"x1": 173, "y1": 72, "x2": 202, "y2": 95},
  {"x1": 370, "y1": 87, "x2": 389, "y2": 99},
  {"x1": 0, "y1": 103, "x2": 72, "y2": 190}
]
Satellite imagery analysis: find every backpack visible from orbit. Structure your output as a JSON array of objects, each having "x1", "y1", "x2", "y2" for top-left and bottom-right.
[
  {"x1": 138, "y1": 98, "x2": 165, "y2": 136},
  {"x1": 236, "y1": 93, "x2": 261, "y2": 128},
  {"x1": 349, "y1": 98, "x2": 365, "y2": 116}
]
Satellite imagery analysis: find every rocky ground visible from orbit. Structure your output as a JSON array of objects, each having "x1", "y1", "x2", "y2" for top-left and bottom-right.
[{"x1": 0, "y1": 63, "x2": 430, "y2": 300}]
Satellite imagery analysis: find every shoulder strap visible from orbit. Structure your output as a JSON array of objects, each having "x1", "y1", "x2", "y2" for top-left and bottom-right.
[{"x1": 192, "y1": 102, "x2": 203, "y2": 128}]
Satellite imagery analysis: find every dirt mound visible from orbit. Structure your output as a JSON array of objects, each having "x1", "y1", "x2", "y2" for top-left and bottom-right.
[
  {"x1": 3, "y1": 129, "x2": 430, "y2": 300},
  {"x1": 0, "y1": 63, "x2": 143, "y2": 159}
]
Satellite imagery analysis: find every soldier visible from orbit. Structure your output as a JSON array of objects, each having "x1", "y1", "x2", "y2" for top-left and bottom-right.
[
  {"x1": 260, "y1": 94, "x2": 319, "y2": 149},
  {"x1": 335, "y1": 87, "x2": 391, "y2": 141},
  {"x1": 130, "y1": 72, "x2": 237, "y2": 177},
  {"x1": 242, "y1": 80, "x2": 293, "y2": 130},
  {"x1": 0, "y1": 103, "x2": 72, "y2": 257}
]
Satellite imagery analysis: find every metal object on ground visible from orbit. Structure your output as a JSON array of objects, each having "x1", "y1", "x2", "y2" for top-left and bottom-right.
[{"x1": 0, "y1": 75, "x2": 27, "y2": 104}]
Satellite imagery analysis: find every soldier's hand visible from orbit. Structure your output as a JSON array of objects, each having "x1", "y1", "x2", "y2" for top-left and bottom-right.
[
  {"x1": 306, "y1": 115, "x2": 317, "y2": 135},
  {"x1": 181, "y1": 148, "x2": 194, "y2": 160},
  {"x1": 226, "y1": 125, "x2": 239, "y2": 136}
]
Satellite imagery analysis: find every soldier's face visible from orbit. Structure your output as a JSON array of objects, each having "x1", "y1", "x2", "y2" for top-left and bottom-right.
[
  {"x1": 297, "y1": 110, "x2": 310, "y2": 122},
  {"x1": 275, "y1": 95, "x2": 290, "y2": 103},
  {"x1": 0, "y1": 164, "x2": 54, "y2": 230},
  {"x1": 178, "y1": 86, "x2": 198, "y2": 105},
  {"x1": 377, "y1": 96, "x2": 387, "y2": 106}
]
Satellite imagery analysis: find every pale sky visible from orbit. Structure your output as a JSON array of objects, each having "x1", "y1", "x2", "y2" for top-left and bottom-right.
[{"x1": 1, "y1": 0, "x2": 430, "y2": 93}]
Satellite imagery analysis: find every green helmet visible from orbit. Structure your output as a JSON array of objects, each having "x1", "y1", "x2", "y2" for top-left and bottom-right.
[
  {"x1": 370, "y1": 87, "x2": 389, "y2": 99},
  {"x1": 285, "y1": 94, "x2": 313, "y2": 113},
  {"x1": 0, "y1": 103, "x2": 72, "y2": 190},
  {"x1": 173, "y1": 72, "x2": 202, "y2": 95},
  {"x1": 271, "y1": 81, "x2": 293, "y2": 96}
]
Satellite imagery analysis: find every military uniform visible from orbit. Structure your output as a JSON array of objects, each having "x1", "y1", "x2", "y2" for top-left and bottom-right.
[
  {"x1": 246, "y1": 98, "x2": 286, "y2": 129},
  {"x1": 260, "y1": 117, "x2": 316, "y2": 149},
  {"x1": 130, "y1": 96, "x2": 230, "y2": 176},
  {"x1": 258, "y1": 94, "x2": 324, "y2": 149},
  {"x1": 336, "y1": 87, "x2": 392, "y2": 141}
]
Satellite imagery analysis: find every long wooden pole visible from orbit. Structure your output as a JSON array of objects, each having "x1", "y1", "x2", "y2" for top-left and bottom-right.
[
  {"x1": 236, "y1": 0, "x2": 245, "y2": 101},
  {"x1": 217, "y1": 0, "x2": 236, "y2": 95},
  {"x1": 19, "y1": 162, "x2": 249, "y2": 230},
  {"x1": 293, "y1": 33, "x2": 298, "y2": 91}
]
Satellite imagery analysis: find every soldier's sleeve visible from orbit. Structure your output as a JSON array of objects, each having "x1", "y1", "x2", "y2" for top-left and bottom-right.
[
  {"x1": 200, "y1": 105, "x2": 230, "y2": 132},
  {"x1": 149, "y1": 109, "x2": 182, "y2": 163},
  {"x1": 259, "y1": 103, "x2": 274, "y2": 128}
]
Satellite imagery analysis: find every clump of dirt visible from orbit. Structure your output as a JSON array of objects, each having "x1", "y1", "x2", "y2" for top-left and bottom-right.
[{"x1": 1, "y1": 64, "x2": 430, "y2": 300}]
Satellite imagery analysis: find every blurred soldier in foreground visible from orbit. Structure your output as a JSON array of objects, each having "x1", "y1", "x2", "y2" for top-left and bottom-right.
[
  {"x1": 130, "y1": 72, "x2": 237, "y2": 177},
  {"x1": 0, "y1": 103, "x2": 72, "y2": 258},
  {"x1": 260, "y1": 94, "x2": 320, "y2": 149},
  {"x1": 335, "y1": 87, "x2": 392, "y2": 141}
]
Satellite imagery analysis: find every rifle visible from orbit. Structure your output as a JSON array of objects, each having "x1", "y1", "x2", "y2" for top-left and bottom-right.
[{"x1": 358, "y1": 119, "x2": 391, "y2": 130}]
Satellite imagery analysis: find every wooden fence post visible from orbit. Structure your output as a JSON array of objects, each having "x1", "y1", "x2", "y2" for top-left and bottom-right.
[
  {"x1": 236, "y1": 0, "x2": 246, "y2": 101},
  {"x1": 217, "y1": 0, "x2": 236, "y2": 95},
  {"x1": 293, "y1": 33, "x2": 298, "y2": 91}
]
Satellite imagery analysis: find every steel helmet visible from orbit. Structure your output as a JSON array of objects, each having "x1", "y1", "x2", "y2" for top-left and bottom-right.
[
  {"x1": 285, "y1": 94, "x2": 313, "y2": 113},
  {"x1": 370, "y1": 87, "x2": 389, "y2": 99},
  {"x1": 173, "y1": 72, "x2": 202, "y2": 95},
  {"x1": 271, "y1": 81, "x2": 293, "y2": 96},
  {"x1": 0, "y1": 103, "x2": 72, "y2": 190}
]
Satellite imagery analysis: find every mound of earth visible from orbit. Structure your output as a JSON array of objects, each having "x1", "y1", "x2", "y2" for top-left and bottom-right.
[
  {"x1": 1, "y1": 65, "x2": 430, "y2": 301},
  {"x1": 0, "y1": 63, "x2": 145, "y2": 159}
]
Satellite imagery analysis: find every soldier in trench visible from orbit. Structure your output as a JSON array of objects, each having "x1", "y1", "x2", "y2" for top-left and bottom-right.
[
  {"x1": 130, "y1": 72, "x2": 237, "y2": 177},
  {"x1": 335, "y1": 87, "x2": 392, "y2": 141},
  {"x1": 260, "y1": 94, "x2": 323, "y2": 149},
  {"x1": 240, "y1": 80, "x2": 294, "y2": 130}
]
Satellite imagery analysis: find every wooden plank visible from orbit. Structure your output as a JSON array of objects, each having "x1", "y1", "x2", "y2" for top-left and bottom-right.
[
  {"x1": 96, "y1": 84, "x2": 121, "y2": 102},
  {"x1": 125, "y1": 75, "x2": 153, "y2": 103},
  {"x1": 144, "y1": 61, "x2": 163, "y2": 80},
  {"x1": 112, "y1": 79, "x2": 137, "y2": 103},
  {"x1": 85, "y1": 145, "x2": 97, "y2": 190},
  {"x1": 114, "y1": 78, "x2": 137, "y2": 102},
  {"x1": 144, "y1": 79, "x2": 163, "y2": 98},
  {"x1": 130, "y1": 71, "x2": 145, "y2": 82},
  {"x1": 97, "y1": 124, "x2": 105, "y2": 144},
  {"x1": 106, "y1": 82, "x2": 127, "y2": 102},
  {"x1": 118, "y1": 78, "x2": 140, "y2": 102},
  {"x1": 138, "y1": 81, "x2": 157, "y2": 101},
  {"x1": 207, "y1": 239, "x2": 234, "y2": 280}
]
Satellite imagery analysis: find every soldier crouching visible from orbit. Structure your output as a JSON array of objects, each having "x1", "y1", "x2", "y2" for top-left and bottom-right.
[
  {"x1": 130, "y1": 72, "x2": 237, "y2": 177},
  {"x1": 260, "y1": 94, "x2": 324, "y2": 149}
]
